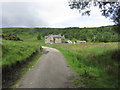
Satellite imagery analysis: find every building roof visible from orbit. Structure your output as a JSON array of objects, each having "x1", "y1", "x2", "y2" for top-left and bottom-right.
[
  {"x1": 45, "y1": 36, "x2": 48, "y2": 38},
  {"x1": 52, "y1": 35, "x2": 62, "y2": 38},
  {"x1": 45, "y1": 34, "x2": 64, "y2": 38}
]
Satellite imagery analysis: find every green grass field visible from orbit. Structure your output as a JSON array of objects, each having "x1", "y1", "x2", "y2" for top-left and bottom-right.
[{"x1": 44, "y1": 42, "x2": 119, "y2": 88}]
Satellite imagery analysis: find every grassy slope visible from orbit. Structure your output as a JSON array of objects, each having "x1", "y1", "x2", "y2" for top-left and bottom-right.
[
  {"x1": 1, "y1": 39, "x2": 41, "y2": 67},
  {"x1": 11, "y1": 51, "x2": 42, "y2": 88},
  {"x1": 1, "y1": 32, "x2": 43, "y2": 88},
  {"x1": 44, "y1": 43, "x2": 119, "y2": 88}
]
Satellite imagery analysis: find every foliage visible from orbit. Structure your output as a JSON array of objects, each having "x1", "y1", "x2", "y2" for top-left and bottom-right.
[
  {"x1": 37, "y1": 33, "x2": 43, "y2": 40},
  {"x1": 68, "y1": 0, "x2": 120, "y2": 24},
  {"x1": 68, "y1": 0, "x2": 120, "y2": 34},
  {"x1": 2, "y1": 25, "x2": 119, "y2": 42},
  {"x1": 2, "y1": 33, "x2": 22, "y2": 41}
]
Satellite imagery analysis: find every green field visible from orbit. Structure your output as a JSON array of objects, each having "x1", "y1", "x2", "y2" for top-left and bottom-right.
[{"x1": 44, "y1": 42, "x2": 119, "y2": 88}]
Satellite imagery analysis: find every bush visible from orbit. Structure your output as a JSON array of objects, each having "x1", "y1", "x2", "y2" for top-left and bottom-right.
[{"x1": 2, "y1": 33, "x2": 22, "y2": 41}]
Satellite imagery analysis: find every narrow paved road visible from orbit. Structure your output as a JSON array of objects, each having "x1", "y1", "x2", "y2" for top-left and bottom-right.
[{"x1": 16, "y1": 46, "x2": 75, "y2": 88}]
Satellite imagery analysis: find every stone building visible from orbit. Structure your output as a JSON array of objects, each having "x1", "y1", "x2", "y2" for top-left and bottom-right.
[{"x1": 45, "y1": 34, "x2": 65, "y2": 43}]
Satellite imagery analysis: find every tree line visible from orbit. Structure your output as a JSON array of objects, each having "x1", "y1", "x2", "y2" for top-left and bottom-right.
[{"x1": 2, "y1": 25, "x2": 119, "y2": 42}]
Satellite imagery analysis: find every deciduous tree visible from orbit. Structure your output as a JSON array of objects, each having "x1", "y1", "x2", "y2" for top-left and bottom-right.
[{"x1": 68, "y1": 0, "x2": 120, "y2": 33}]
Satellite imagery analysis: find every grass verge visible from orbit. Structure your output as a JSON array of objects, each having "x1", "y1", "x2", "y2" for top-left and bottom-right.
[
  {"x1": 44, "y1": 42, "x2": 119, "y2": 88},
  {"x1": 2, "y1": 39, "x2": 43, "y2": 88},
  {"x1": 2, "y1": 49, "x2": 43, "y2": 88},
  {"x1": 1, "y1": 40, "x2": 40, "y2": 67},
  {"x1": 12, "y1": 51, "x2": 43, "y2": 88}
]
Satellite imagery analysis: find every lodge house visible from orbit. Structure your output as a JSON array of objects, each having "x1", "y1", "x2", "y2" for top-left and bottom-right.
[{"x1": 45, "y1": 34, "x2": 65, "y2": 43}]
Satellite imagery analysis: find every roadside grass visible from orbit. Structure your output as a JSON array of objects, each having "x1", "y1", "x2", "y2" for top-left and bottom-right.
[
  {"x1": 12, "y1": 51, "x2": 42, "y2": 88},
  {"x1": 44, "y1": 42, "x2": 119, "y2": 88},
  {"x1": 0, "y1": 38, "x2": 2, "y2": 62},
  {"x1": 1, "y1": 39, "x2": 41, "y2": 67},
  {"x1": 2, "y1": 38, "x2": 43, "y2": 88}
]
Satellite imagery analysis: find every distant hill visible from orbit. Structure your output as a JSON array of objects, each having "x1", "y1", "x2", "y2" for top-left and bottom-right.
[{"x1": 2, "y1": 25, "x2": 119, "y2": 42}]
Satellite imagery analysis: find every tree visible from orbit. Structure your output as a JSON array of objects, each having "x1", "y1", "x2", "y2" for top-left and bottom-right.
[
  {"x1": 68, "y1": 0, "x2": 120, "y2": 33},
  {"x1": 37, "y1": 33, "x2": 43, "y2": 40}
]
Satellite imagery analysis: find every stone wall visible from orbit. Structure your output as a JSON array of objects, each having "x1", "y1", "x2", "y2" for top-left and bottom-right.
[{"x1": 54, "y1": 38, "x2": 62, "y2": 43}]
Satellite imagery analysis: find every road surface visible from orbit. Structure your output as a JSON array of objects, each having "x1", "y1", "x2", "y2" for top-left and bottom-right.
[{"x1": 16, "y1": 46, "x2": 75, "y2": 88}]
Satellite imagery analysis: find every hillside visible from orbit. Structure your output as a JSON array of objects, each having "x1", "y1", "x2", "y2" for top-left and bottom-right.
[{"x1": 2, "y1": 25, "x2": 119, "y2": 42}]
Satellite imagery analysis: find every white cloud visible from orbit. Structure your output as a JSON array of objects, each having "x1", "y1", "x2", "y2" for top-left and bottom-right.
[
  {"x1": 35, "y1": 0, "x2": 80, "y2": 25},
  {"x1": 0, "y1": 0, "x2": 114, "y2": 28}
]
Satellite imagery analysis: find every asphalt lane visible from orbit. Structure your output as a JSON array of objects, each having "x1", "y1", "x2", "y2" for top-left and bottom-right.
[{"x1": 16, "y1": 46, "x2": 75, "y2": 88}]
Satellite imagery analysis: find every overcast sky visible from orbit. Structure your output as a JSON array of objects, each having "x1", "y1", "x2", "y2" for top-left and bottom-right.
[{"x1": 0, "y1": 0, "x2": 114, "y2": 28}]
